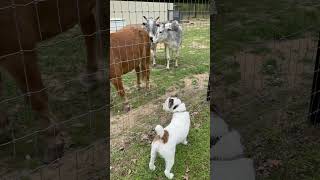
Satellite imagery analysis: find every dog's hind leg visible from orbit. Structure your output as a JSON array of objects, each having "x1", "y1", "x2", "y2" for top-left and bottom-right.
[
  {"x1": 149, "y1": 145, "x2": 157, "y2": 171},
  {"x1": 164, "y1": 151, "x2": 175, "y2": 179},
  {"x1": 182, "y1": 138, "x2": 188, "y2": 145}
]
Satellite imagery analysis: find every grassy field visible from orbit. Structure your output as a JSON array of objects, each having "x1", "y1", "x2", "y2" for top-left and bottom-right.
[
  {"x1": 110, "y1": 23, "x2": 210, "y2": 179},
  {"x1": 214, "y1": 0, "x2": 320, "y2": 179}
]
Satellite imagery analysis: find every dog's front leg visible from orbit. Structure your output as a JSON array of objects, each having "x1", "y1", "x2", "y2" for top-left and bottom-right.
[
  {"x1": 149, "y1": 146, "x2": 157, "y2": 171},
  {"x1": 164, "y1": 152, "x2": 175, "y2": 179}
]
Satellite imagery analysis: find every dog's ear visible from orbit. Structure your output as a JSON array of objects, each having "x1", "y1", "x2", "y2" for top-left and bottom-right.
[{"x1": 168, "y1": 98, "x2": 174, "y2": 108}]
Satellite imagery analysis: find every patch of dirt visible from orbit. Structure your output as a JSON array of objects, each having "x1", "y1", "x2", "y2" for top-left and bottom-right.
[{"x1": 110, "y1": 73, "x2": 209, "y2": 150}]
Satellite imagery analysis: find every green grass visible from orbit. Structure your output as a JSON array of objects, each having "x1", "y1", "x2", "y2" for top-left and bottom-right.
[{"x1": 111, "y1": 101, "x2": 210, "y2": 180}]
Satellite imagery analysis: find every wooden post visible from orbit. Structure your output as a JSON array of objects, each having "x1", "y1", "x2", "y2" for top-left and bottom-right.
[{"x1": 309, "y1": 32, "x2": 320, "y2": 125}]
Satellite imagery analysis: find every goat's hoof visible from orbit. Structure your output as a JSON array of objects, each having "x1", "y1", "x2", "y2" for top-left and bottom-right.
[
  {"x1": 153, "y1": 63, "x2": 157, "y2": 67},
  {"x1": 174, "y1": 65, "x2": 178, "y2": 68}
]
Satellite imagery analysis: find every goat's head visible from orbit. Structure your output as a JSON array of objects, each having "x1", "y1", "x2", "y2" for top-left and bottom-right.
[
  {"x1": 142, "y1": 16, "x2": 160, "y2": 42},
  {"x1": 152, "y1": 22, "x2": 172, "y2": 43}
]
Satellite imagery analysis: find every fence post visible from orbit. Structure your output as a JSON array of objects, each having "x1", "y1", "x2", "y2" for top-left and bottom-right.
[
  {"x1": 309, "y1": 32, "x2": 320, "y2": 125},
  {"x1": 209, "y1": 1, "x2": 218, "y2": 178},
  {"x1": 207, "y1": 0, "x2": 217, "y2": 104}
]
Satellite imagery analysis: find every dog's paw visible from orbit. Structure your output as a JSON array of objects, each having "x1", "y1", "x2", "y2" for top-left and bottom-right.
[
  {"x1": 165, "y1": 172, "x2": 174, "y2": 179},
  {"x1": 183, "y1": 140, "x2": 188, "y2": 145},
  {"x1": 149, "y1": 163, "x2": 156, "y2": 171}
]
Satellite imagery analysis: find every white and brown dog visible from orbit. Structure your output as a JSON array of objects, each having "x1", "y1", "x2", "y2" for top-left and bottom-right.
[{"x1": 149, "y1": 97, "x2": 190, "y2": 179}]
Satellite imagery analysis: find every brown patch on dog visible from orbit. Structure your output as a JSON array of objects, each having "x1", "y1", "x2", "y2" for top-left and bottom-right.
[
  {"x1": 162, "y1": 130, "x2": 169, "y2": 143},
  {"x1": 153, "y1": 130, "x2": 169, "y2": 144}
]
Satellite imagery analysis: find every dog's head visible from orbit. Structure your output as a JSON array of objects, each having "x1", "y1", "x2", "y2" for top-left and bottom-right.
[{"x1": 163, "y1": 97, "x2": 186, "y2": 113}]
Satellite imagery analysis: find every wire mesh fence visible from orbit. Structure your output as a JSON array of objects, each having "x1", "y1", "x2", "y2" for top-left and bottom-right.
[
  {"x1": 0, "y1": 0, "x2": 108, "y2": 179},
  {"x1": 109, "y1": 0, "x2": 210, "y2": 178},
  {"x1": 212, "y1": 0, "x2": 320, "y2": 179}
]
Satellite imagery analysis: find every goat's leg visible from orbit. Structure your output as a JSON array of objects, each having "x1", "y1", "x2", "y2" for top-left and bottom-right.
[
  {"x1": 165, "y1": 45, "x2": 171, "y2": 69},
  {"x1": 111, "y1": 77, "x2": 130, "y2": 112},
  {"x1": 135, "y1": 66, "x2": 141, "y2": 90},
  {"x1": 175, "y1": 48, "x2": 180, "y2": 68},
  {"x1": 152, "y1": 43, "x2": 157, "y2": 66},
  {"x1": 141, "y1": 60, "x2": 150, "y2": 90}
]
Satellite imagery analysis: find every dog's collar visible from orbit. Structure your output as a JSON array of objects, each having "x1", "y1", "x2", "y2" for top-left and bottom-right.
[{"x1": 173, "y1": 110, "x2": 187, "y2": 113}]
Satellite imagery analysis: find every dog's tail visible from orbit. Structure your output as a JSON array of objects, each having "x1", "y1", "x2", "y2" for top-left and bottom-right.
[
  {"x1": 155, "y1": 125, "x2": 164, "y2": 137},
  {"x1": 155, "y1": 125, "x2": 169, "y2": 143}
]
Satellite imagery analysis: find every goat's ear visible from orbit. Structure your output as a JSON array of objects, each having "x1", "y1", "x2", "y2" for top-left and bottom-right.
[{"x1": 143, "y1": 16, "x2": 148, "y2": 21}]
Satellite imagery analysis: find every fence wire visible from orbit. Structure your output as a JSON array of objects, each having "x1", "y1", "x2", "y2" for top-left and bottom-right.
[{"x1": 0, "y1": 0, "x2": 108, "y2": 179}]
